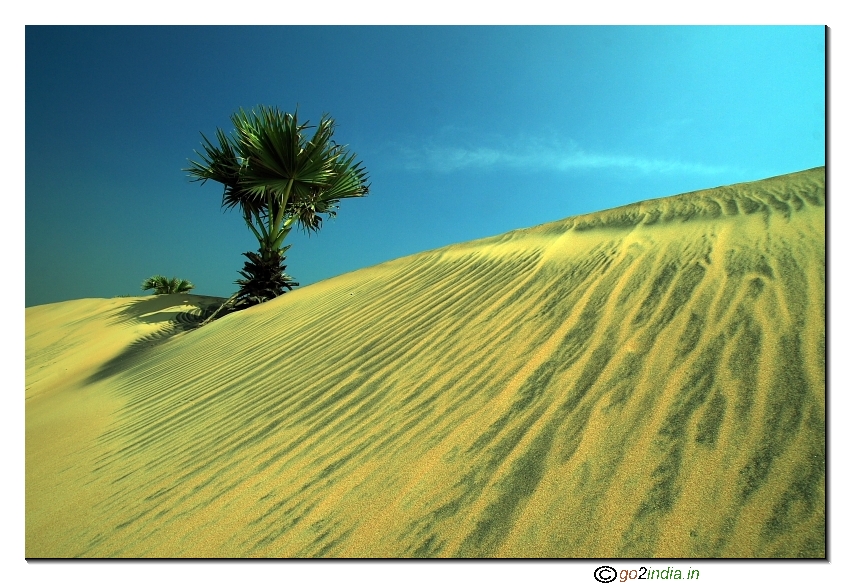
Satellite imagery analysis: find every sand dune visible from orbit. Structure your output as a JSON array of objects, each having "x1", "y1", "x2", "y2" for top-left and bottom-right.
[{"x1": 25, "y1": 167, "x2": 825, "y2": 557}]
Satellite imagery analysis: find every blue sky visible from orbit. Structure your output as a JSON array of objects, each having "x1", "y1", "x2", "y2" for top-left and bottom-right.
[{"x1": 25, "y1": 25, "x2": 825, "y2": 307}]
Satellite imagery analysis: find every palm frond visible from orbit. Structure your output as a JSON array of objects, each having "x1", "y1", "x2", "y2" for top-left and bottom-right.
[
  {"x1": 237, "y1": 108, "x2": 340, "y2": 194},
  {"x1": 185, "y1": 128, "x2": 241, "y2": 186},
  {"x1": 320, "y1": 150, "x2": 371, "y2": 202}
]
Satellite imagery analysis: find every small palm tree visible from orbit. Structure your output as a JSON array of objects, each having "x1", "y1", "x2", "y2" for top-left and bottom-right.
[
  {"x1": 141, "y1": 275, "x2": 195, "y2": 295},
  {"x1": 185, "y1": 106, "x2": 369, "y2": 312}
]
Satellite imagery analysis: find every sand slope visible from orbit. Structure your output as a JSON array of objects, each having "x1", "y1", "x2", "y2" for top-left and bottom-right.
[{"x1": 25, "y1": 167, "x2": 825, "y2": 557}]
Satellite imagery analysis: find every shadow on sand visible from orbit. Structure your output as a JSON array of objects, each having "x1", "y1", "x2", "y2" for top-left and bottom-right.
[{"x1": 86, "y1": 295, "x2": 225, "y2": 384}]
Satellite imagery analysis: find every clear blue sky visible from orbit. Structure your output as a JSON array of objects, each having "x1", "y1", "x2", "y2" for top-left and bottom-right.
[{"x1": 25, "y1": 26, "x2": 825, "y2": 307}]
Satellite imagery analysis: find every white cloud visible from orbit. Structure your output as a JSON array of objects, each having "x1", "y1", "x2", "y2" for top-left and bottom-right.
[{"x1": 397, "y1": 135, "x2": 731, "y2": 176}]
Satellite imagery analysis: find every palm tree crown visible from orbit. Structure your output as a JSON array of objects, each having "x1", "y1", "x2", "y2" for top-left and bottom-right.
[
  {"x1": 141, "y1": 275, "x2": 195, "y2": 295},
  {"x1": 185, "y1": 106, "x2": 369, "y2": 310}
]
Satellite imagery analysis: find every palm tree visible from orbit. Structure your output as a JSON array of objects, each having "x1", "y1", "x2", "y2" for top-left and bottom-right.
[
  {"x1": 185, "y1": 106, "x2": 369, "y2": 312},
  {"x1": 141, "y1": 275, "x2": 195, "y2": 295}
]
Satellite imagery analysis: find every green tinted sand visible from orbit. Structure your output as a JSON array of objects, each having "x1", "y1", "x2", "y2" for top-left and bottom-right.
[{"x1": 26, "y1": 168, "x2": 825, "y2": 557}]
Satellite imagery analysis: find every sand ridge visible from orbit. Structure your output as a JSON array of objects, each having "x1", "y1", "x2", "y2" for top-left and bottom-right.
[{"x1": 25, "y1": 167, "x2": 825, "y2": 557}]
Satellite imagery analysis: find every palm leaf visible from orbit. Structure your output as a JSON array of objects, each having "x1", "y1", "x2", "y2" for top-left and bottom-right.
[
  {"x1": 320, "y1": 151, "x2": 370, "y2": 202},
  {"x1": 238, "y1": 108, "x2": 340, "y2": 194}
]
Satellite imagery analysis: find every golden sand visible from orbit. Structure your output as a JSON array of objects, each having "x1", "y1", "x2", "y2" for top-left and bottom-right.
[{"x1": 25, "y1": 167, "x2": 825, "y2": 557}]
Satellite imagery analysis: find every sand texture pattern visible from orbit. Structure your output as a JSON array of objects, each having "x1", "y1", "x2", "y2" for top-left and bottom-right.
[{"x1": 26, "y1": 167, "x2": 825, "y2": 558}]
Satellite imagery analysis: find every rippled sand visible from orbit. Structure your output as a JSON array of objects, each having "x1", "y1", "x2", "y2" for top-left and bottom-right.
[{"x1": 25, "y1": 167, "x2": 825, "y2": 557}]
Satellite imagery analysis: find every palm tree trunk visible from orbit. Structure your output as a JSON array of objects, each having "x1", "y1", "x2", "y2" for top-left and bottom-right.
[{"x1": 198, "y1": 291, "x2": 240, "y2": 327}]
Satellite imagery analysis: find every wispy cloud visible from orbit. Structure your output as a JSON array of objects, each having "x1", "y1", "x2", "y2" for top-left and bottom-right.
[{"x1": 396, "y1": 135, "x2": 731, "y2": 176}]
